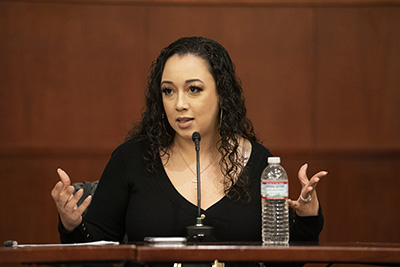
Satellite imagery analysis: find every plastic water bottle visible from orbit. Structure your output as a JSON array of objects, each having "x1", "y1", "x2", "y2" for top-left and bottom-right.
[{"x1": 261, "y1": 157, "x2": 289, "y2": 244}]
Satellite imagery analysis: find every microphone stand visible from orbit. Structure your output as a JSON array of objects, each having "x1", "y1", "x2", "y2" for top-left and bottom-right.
[{"x1": 186, "y1": 132, "x2": 215, "y2": 242}]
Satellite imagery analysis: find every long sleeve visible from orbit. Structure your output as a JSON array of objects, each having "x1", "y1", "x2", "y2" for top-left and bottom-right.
[
  {"x1": 289, "y1": 206, "x2": 324, "y2": 243},
  {"x1": 59, "y1": 141, "x2": 135, "y2": 243}
]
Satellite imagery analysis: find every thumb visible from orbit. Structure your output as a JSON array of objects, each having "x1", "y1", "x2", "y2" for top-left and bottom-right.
[{"x1": 288, "y1": 199, "x2": 299, "y2": 210}]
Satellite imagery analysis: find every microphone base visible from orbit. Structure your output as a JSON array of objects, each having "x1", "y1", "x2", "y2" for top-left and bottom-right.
[{"x1": 186, "y1": 224, "x2": 215, "y2": 242}]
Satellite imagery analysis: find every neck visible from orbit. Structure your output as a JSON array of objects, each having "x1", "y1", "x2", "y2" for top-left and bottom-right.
[{"x1": 174, "y1": 131, "x2": 220, "y2": 160}]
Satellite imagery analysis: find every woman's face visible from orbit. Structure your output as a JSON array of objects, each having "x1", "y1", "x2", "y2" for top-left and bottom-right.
[{"x1": 161, "y1": 54, "x2": 220, "y2": 141}]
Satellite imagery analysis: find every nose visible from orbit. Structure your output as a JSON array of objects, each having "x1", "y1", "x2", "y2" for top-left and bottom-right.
[{"x1": 175, "y1": 92, "x2": 189, "y2": 111}]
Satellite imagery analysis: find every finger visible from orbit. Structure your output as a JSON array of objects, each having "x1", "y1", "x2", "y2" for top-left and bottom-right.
[
  {"x1": 297, "y1": 163, "x2": 309, "y2": 185},
  {"x1": 308, "y1": 171, "x2": 327, "y2": 190},
  {"x1": 76, "y1": 195, "x2": 92, "y2": 214},
  {"x1": 308, "y1": 177, "x2": 320, "y2": 190},
  {"x1": 57, "y1": 168, "x2": 71, "y2": 189},
  {"x1": 64, "y1": 188, "x2": 84, "y2": 211},
  {"x1": 301, "y1": 186, "x2": 315, "y2": 199},
  {"x1": 51, "y1": 181, "x2": 64, "y2": 200},
  {"x1": 58, "y1": 185, "x2": 75, "y2": 207},
  {"x1": 311, "y1": 171, "x2": 328, "y2": 180}
]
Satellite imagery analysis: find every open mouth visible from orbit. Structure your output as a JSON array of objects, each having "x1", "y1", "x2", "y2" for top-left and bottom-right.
[
  {"x1": 176, "y1": 117, "x2": 194, "y2": 128},
  {"x1": 177, "y1": 117, "x2": 193, "y2": 123}
]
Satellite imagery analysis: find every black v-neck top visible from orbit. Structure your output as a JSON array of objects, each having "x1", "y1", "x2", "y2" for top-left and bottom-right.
[{"x1": 60, "y1": 138, "x2": 323, "y2": 243}]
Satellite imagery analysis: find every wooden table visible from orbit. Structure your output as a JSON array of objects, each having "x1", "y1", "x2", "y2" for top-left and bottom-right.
[
  {"x1": 1, "y1": 243, "x2": 399, "y2": 266},
  {"x1": 136, "y1": 243, "x2": 400, "y2": 265},
  {"x1": 0, "y1": 244, "x2": 136, "y2": 266}
]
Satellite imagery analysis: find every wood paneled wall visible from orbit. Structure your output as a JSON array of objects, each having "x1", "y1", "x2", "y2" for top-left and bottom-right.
[{"x1": 1, "y1": 0, "x2": 399, "y2": 250}]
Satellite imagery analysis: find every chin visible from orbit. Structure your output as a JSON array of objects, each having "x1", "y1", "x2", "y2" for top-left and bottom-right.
[{"x1": 175, "y1": 129, "x2": 198, "y2": 140}]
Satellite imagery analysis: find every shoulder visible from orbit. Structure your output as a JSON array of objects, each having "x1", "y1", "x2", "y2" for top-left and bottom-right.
[
  {"x1": 245, "y1": 138, "x2": 273, "y2": 172},
  {"x1": 111, "y1": 137, "x2": 150, "y2": 162},
  {"x1": 249, "y1": 139, "x2": 273, "y2": 158}
]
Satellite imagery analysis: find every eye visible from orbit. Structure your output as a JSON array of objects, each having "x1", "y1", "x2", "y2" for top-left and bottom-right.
[
  {"x1": 161, "y1": 87, "x2": 173, "y2": 96},
  {"x1": 188, "y1": 85, "x2": 203, "y2": 94}
]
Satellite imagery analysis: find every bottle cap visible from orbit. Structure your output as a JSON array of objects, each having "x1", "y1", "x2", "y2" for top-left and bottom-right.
[{"x1": 267, "y1": 157, "x2": 281, "y2": 164}]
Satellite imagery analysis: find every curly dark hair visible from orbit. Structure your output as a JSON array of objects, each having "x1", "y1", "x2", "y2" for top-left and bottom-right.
[{"x1": 127, "y1": 36, "x2": 257, "y2": 201}]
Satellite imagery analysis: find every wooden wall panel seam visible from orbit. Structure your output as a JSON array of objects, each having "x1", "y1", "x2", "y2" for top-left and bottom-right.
[{"x1": 1, "y1": 0, "x2": 400, "y2": 8}]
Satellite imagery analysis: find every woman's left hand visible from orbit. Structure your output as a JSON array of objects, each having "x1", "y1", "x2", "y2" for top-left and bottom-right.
[{"x1": 288, "y1": 163, "x2": 328, "y2": 217}]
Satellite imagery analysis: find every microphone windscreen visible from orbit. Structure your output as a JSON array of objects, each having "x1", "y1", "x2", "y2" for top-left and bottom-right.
[{"x1": 192, "y1": 132, "x2": 201, "y2": 142}]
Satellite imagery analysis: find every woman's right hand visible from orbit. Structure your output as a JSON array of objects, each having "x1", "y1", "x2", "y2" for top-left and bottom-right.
[{"x1": 51, "y1": 168, "x2": 92, "y2": 232}]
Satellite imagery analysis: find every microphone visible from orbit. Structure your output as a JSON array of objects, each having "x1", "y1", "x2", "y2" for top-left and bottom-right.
[
  {"x1": 192, "y1": 131, "x2": 200, "y2": 152},
  {"x1": 186, "y1": 132, "x2": 215, "y2": 242},
  {"x1": 192, "y1": 132, "x2": 202, "y2": 218}
]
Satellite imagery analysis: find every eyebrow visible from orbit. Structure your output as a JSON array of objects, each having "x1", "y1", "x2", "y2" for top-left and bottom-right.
[{"x1": 161, "y1": 79, "x2": 204, "y2": 85}]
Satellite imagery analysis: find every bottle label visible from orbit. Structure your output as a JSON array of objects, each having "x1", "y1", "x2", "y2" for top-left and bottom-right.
[{"x1": 261, "y1": 181, "x2": 288, "y2": 199}]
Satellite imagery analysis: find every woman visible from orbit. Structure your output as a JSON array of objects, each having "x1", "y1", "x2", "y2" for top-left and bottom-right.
[{"x1": 52, "y1": 37, "x2": 327, "y2": 244}]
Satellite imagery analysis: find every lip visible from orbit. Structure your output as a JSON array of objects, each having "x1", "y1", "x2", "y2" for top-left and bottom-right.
[{"x1": 176, "y1": 116, "x2": 194, "y2": 129}]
